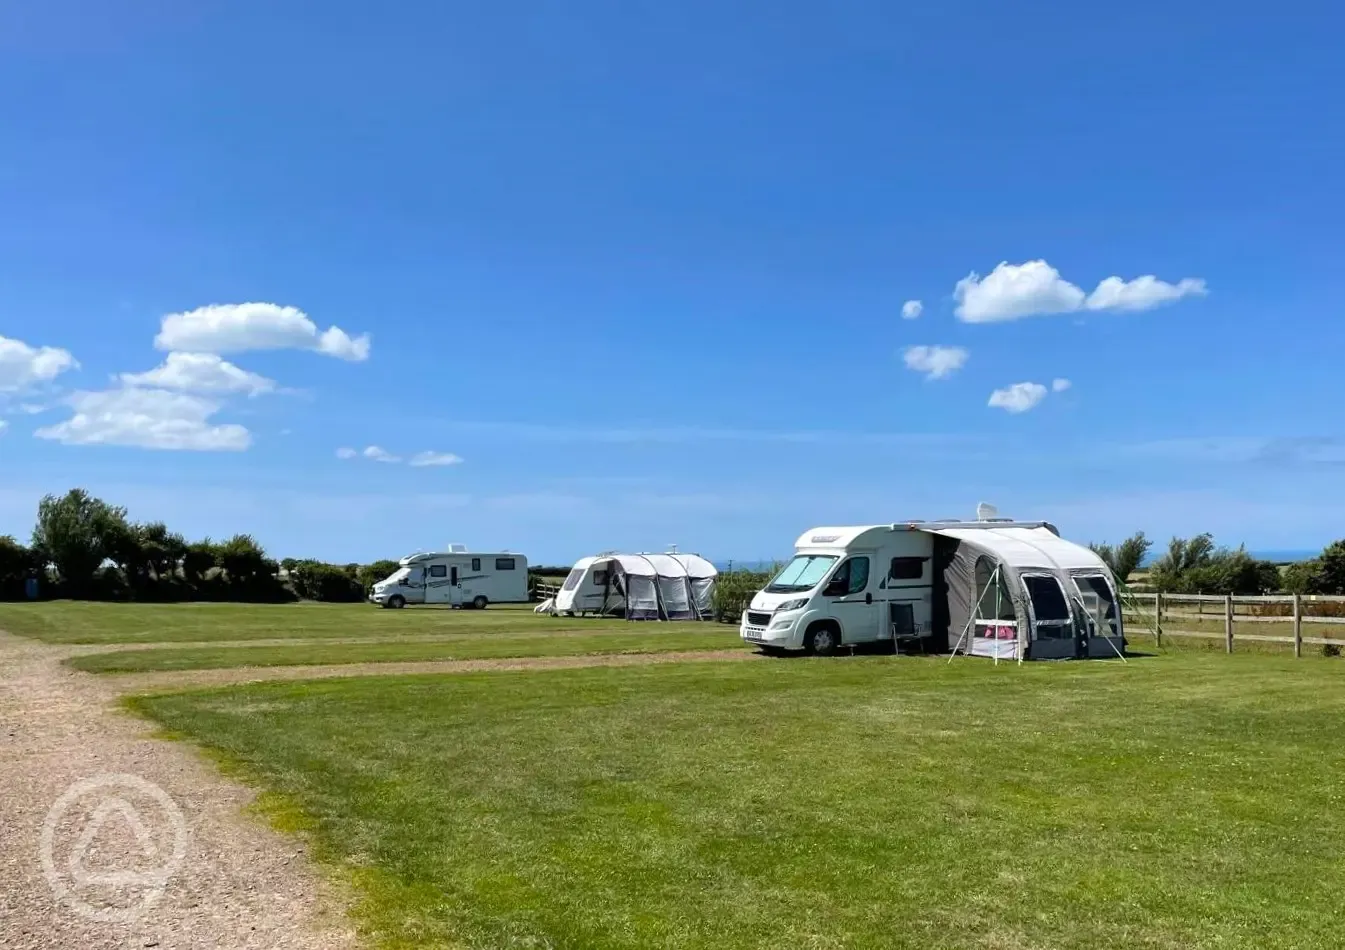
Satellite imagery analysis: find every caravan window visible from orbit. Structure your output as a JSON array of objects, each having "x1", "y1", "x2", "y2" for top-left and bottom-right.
[
  {"x1": 1074, "y1": 575, "x2": 1119, "y2": 636},
  {"x1": 765, "y1": 555, "x2": 838, "y2": 593},
  {"x1": 592, "y1": 569, "x2": 609, "y2": 586},
  {"x1": 472, "y1": 558, "x2": 481, "y2": 572},
  {"x1": 975, "y1": 557, "x2": 1015, "y2": 620},
  {"x1": 889, "y1": 557, "x2": 926, "y2": 581},
  {"x1": 429, "y1": 564, "x2": 447, "y2": 578},
  {"x1": 1023, "y1": 576, "x2": 1069, "y2": 620},
  {"x1": 562, "y1": 568, "x2": 584, "y2": 591},
  {"x1": 496, "y1": 557, "x2": 517, "y2": 571}
]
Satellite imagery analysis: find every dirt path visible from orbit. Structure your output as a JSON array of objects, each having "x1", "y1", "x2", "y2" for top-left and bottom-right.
[
  {"x1": 0, "y1": 632, "x2": 357, "y2": 950},
  {"x1": 106, "y1": 648, "x2": 761, "y2": 691}
]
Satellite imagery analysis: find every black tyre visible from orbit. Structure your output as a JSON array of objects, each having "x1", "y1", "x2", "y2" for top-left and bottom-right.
[
  {"x1": 387, "y1": 594, "x2": 406, "y2": 609},
  {"x1": 472, "y1": 595, "x2": 489, "y2": 610},
  {"x1": 805, "y1": 623, "x2": 841, "y2": 657}
]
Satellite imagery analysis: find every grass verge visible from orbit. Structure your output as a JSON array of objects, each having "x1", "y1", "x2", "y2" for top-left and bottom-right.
[{"x1": 127, "y1": 653, "x2": 1345, "y2": 949}]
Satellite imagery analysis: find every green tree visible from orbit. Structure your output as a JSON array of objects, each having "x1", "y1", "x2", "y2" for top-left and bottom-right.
[
  {"x1": 1089, "y1": 531, "x2": 1151, "y2": 583},
  {"x1": 0, "y1": 535, "x2": 38, "y2": 599},
  {"x1": 31, "y1": 489, "x2": 128, "y2": 596},
  {"x1": 182, "y1": 539, "x2": 220, "y2": 586},
  {"x1": 357, "y1": 559, "x2": 401, "y2": 592},
  {"x1": 1316, "y1": 540, "x2": 1345, "y2": 595}
]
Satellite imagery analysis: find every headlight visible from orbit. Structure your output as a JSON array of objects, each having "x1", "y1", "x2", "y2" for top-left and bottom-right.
[{"x1": 775, "y1": 598, "x2": 809, "y2": 612}]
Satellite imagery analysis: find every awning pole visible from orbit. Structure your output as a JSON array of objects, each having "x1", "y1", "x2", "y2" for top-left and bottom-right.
[{"x1": 947, "y1": 564, "x2": 1003, "y2": 664}]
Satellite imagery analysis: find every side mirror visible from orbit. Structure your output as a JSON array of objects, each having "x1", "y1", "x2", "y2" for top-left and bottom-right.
[{"x1": 823, "y1": 581, "x2": 847, "y2": 597}]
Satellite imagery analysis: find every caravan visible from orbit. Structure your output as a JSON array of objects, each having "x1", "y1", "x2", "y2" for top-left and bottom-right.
[
  {"x1": 740, "y1": 519, "x2": 1122, "y2": 660},
  {"x1": 369, "y1": 545, "x2": 529, "y2": 609}
]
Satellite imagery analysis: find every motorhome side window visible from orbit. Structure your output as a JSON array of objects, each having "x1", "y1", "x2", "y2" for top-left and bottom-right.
[
  {"x1": 889, "y1": 557, "x2": 925, "y2": 581},
  {"x1": 471, "y1": 558, "x2": 481, "y2": 572},
  {"x1": 429, "y1": 565, "x2": 447, "y2": 578},
  {"x1": 496, "y1": 557, "x2": 516, "y2": 571},
  {"x1": 592, "y1": 569, "x2": 608, "y2": 586}
]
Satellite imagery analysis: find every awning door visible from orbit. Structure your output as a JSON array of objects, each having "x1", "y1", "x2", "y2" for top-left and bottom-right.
[{"x1": 1022, "y1": 573, "x2": 1079, "y2": 659}]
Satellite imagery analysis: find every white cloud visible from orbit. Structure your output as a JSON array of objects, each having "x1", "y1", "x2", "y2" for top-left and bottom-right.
[
  {"x1": 16, "y1": 403, "x2": 47, "y2": 415},
  {"x1": 1084, "y1": 275, "x2": 1208, "y2": 312},
  {"x1": 0, "y1": 419, "x2": 8, "y2": 434},
  {"x1": 154, "y1": 303, "x2": 371, "y2": 361},
  {"x1": 363, "y1": 445, "x2": 401, "y2": 463},
  {"x1": 901, "y1": 299, "x2": 923, "y2": 320},
  {"x1": 35, "y1": 388, "x2": 251, "y2": 451},
  {"x1": 1052, "y1": 378, "x2": 1072, "y2": 392},
  {"x1": 0, "y1": 335, "x2": 79, "y2": 391},
  {"x1": 955, "y1": 261, "x2": 1085, "y2": 323},
  {"x1": 120, "y1": 352, "x2": 276, "y2": 396},
  {"x1": 336, "y1": 447, "x2": 358, "y2": 459},
  {"x1": 902, "y1": 345, "x2": 969, "y2": 380},
  {"x1": 955, "y1": 260, "x2": 1207, "y2": 322},
  {"x1": 988, "y1": 382, "x2": 1048, "y2": 414},
  {"x1": 410, "y1": 451, "x2": 464, "y2": 467}
]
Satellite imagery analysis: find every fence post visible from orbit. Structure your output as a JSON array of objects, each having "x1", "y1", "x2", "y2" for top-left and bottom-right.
[
  {"x1": 1224, "y1": 594, "x2": 1234, "y2": 654},
  {"x1": 1293, "y1": 593, "x2": 1302, "y2": 659},
  {"x1": 1155, "y1": 592, "x2": 1163, "y2": 648}
]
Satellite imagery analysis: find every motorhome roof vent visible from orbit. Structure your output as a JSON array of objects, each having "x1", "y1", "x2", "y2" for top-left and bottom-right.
[{"x1": 446, "y1": 543, "x2": 468, "y2": 553}]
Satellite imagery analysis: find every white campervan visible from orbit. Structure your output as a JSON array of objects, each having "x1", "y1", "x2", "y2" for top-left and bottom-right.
[
  {"x1": 742, "y1": 525, "x2": 936, "y2": 655},
  {"x1": 741, "y1": 519, "x2": 1122, "y2": 660},
  {"x1": 369, "y1": 545, "x2": 529, "y2": 609}
]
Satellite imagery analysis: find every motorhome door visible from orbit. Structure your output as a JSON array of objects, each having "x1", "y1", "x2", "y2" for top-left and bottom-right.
[
  {"x1": 448, "y1": 564, "x2": 465, "y2": 607},
  {"x1": 823, "y1": 555, "x2": 881, "y2": 642}
]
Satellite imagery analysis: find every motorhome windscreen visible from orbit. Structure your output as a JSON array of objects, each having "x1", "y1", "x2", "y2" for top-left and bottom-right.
[
  {"x1": 562, "y1": 568, "x2": 584, "y2": 591},
  {"x1": 764, "y1": 555, "x2": 838, "y2": 593},
  {"x1": 385, "y1": 567, "x2": 409, "y2": 584}
]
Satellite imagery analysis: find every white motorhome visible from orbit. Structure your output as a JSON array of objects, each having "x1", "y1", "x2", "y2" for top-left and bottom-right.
[
  {"x1": 369, "y1": 545, "x2": 529, "y2": 609},
  {"x1": 740, "y1": 519, "x2": 1122, "y2": 660}
]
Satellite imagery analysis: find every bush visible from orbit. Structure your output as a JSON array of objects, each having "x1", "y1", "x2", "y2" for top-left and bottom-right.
[
  {"x1": 358, "y1": 559, "x2": 401, "y2": 593},
  {"x1": 289, "y1": 560, "x2": 366, "y2": 602},
  {"x1": 712, "y1": 568, "x2": 777, "y2": 623}
]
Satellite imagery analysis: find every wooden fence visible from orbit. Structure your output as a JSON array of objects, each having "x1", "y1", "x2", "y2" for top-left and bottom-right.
[{"x1": 1124, "y1": 592, "x2": 1345, "y2": 657}]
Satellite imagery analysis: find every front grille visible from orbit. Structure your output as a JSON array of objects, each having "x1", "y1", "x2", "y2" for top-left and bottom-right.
[{"x1": 747, "y1": 611, "x2": 772, "y2": 627}]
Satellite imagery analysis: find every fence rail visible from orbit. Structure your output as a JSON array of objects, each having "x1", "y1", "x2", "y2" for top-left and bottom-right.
[{"x1": 1123, "y1": 591, "x2": 1345, "y2": 657}]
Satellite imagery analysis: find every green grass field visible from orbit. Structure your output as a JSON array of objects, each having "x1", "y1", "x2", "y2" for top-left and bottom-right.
[
  {"x1": 129, "y1": 652, "x2": 1345, "y2": 950},
  {"x1": 0, "y1": 601, "x2": 716, "y2": 645}
]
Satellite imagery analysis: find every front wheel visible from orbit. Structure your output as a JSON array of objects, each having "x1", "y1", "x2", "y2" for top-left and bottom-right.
[
  {"x1": 387, "y1": 594, "x2": 406, "y2": 609},
  {"x1": 805, "y1": 624, "x2": 841, "y2": 657},
  {"x1": 472, "y1": 595, "x2": 489, "y2": 610}
]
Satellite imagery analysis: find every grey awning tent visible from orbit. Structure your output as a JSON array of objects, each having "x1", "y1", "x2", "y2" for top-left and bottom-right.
[
  {"x1": 550, "y1": 552, "x2": 718, "y2": 621},
  {"x1": 926, "y1": 524, "x2": 1124, "y2": 661}
]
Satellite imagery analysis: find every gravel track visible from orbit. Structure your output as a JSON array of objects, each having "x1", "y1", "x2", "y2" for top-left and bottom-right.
[
  {"x1": 0, "y1": 632, "x2": 357, "y2": 950},
  {"x1": 105, "y1": 648, "x2": 761, "y2": 691}
]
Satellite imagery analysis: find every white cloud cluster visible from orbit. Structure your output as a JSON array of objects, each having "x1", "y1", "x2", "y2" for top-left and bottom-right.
[
  {"x1": 987, "y1": 378, "x2": 1073, "y2": 413},
  {"x1": 25, "y1": 300, "x2": 371, "y2": 453},
  {"x1": 0, "y1": 335, "x2": 78, "y2": 392},
  {"x1": 155, "y1": 303, "x2": 371, "y2": 362},
  {"x1": 988, "y1": 382, "x2": 1048, "y2": 414},
  {"x1": 903, "y1": 345, "x2": 968, "y2": 380},
  {"x1": 120, "y1": 352, "x2": 276, "y2": 396},
  {"x1": 35, "y1": 388, "x2": 251, "y2": 451},
  {"x1": 955, "y1": 260, "x2": 1207, "y2": 323},
  {"x1": 901, "y1": 299, "x2": 923, "y2": 320},
  {"x1": 337, "y1": 446, "x2": 463, "y2": 467}
]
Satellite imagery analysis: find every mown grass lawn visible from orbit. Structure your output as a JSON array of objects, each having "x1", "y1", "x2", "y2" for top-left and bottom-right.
[
  {"x1": 130, "y1": 653, "x2": 1345, "y2": 950},
  {"x1": 0, "y1": 601, "x2": 708, "y2": 644},
  {"x1": 71, "y1": 629, "x2": 745, "y2": 672}
]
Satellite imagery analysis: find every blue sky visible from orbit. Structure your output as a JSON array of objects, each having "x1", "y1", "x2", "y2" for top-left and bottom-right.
[{"x1": 2, "y1": 0, "x2": 1343, "y2": 563}]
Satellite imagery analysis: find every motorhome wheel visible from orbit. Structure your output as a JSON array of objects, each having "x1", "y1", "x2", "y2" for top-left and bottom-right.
[
  {"x1": 472, "y1": 595, "x2": 489, "y2": 610},
  {"x1": 806, "y1": 623, "x2": 841, "y2": 657},
  {"x1": 387, "y1": 594, "x2": 406, "y2": 609}
]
